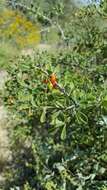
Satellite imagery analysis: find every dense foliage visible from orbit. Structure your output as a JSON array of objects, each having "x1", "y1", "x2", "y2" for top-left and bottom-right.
[
  {"x1": 4, "y1": 49, "x2": 107, "y2": 189},
  {"x1": 2, "y1": 0, "x2": 107, "y2": 190}
]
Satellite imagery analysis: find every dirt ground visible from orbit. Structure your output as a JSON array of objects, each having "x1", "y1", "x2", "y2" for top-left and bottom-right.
[{"x1": 0, "y1": 70, "x2": 11, "y2": 187}]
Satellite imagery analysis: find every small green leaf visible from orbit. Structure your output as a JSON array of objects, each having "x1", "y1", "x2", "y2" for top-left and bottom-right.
[
  {"x1": 19, "y1": 104, "x2": 29, "y2": 110},
  {"x1": 102, "y1": 96, "x2": 107, "y2": 109},
  {"x1": 56, "y1": 101, "x2": 64, "y2": 108},
  {"x1": 76, "y1": 111, "x2": 88, "y2": 124},
  {"x1": 61, "y1": 125, "x2": 66, "y2": 140},
  {"x1": 55, "y1": 118, "x2": 64, "y2": 127},
  {"x1": 40, "y1": 107, "x2": 47, "y2": 123}
]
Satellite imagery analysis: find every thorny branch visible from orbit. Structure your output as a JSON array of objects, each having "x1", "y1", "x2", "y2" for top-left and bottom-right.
[{"x1": 9, "y1": 2, "x2": 66, "y2": 41}]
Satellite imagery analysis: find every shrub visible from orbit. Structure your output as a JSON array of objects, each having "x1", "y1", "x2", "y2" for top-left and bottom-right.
[
  {"x1": 0, "y1": 8, "x2": 40, "y2": 48},
  {"x1": 7, "y1": 0, "x2": 106, "y2": 47},
  {"x1": 4, "y1": 49, "x2": 107, "y2": 189}
]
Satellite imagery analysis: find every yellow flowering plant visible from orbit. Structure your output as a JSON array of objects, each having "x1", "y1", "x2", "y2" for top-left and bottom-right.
[{"x1": 0, "y1": 9, "x2": 40, "y2": 48}]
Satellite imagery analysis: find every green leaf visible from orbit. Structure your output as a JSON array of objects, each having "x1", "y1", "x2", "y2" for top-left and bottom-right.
[
  {"x1": 99, "y1": 167, "x2": 106, "y2": 174},
  {"x1": 76, "y1": 111, "x2": 88, "y2": 124},
  {"x1": 102, "y1": 116, "x2": 107, "y2": 125},
  {"x1": 55, "y1": 118, "x2": 64, "y2": 127},
  {"x1": 40, "y1": 107, "x2": 47, "y2": 123},
  {"x1": 102, "y1": 96, "x2": 107, "y2": 109},
  {"x1": 56, "y1": 101, "x2": 64, "y2": 108},
  {"x1": 18, "y1": 91, "x2": 32, "y2": 102},
  {"x1": 19, "y1": 104, "x2": 30, "y2": 110},
  {"x1": 61, "y1": 125, "x2": 66, "y2": 140}
]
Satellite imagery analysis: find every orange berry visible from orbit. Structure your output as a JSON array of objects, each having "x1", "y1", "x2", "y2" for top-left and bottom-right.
[{"x1": 50, "y1": 73, "x2": 57, "y2": 88}]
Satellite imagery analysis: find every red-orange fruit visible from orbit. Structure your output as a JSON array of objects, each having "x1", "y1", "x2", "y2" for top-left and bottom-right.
[{"x1": 50, "y1": 73, "x2": 57, "y2": 88}]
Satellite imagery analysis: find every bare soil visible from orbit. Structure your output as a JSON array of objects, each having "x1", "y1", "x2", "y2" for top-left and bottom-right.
[{"x1": 0, "y1": 70, "x2": 11, "y2": 187}]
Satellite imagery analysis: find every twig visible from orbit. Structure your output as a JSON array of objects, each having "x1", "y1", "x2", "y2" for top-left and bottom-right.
[
  {"x1": 11, "y1": 2, "x2": 66, "y2": 41},
  {"x1": 57, "y1": 23, "x2": 66, "y2": 40}
]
